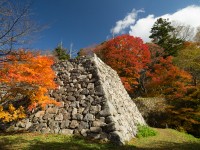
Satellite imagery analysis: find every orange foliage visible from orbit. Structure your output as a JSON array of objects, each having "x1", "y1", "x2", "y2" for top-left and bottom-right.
[
  {"x1": 0, "y1": 50, "x2": 58, "y2": 122},
  {"x1": 146, "y1": 56, "x2": 192, "y2": 98}
]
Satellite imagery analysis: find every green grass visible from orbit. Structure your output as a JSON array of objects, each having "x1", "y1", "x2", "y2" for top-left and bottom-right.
[
  {"x1": 0, "y1": 128, "x2": 200, "y2": 150},
  {"x1": 136, "y1": 125, "x2": 157, "y2": 138}
]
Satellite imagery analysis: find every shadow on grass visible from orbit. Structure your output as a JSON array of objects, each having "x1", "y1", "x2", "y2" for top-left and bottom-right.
[
  {"x1": 0, "y1": 136, "x2": 27, "y2": 150},
  {"x1": 0, "y1": 135, "x2": 200, "y2": 150},
  {"x1": 0, "y1": 135, "x2": 136, "y2": 150}
]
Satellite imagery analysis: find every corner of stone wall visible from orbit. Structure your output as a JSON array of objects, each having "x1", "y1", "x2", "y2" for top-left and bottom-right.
[{"x1": 91, "y1": 54, "x2": 146, "y2": 144}]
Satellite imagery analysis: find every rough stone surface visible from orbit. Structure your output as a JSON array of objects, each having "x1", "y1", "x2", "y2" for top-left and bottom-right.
[{"x1": 5, "y1": 55, "x2": 145, "y2": 145}]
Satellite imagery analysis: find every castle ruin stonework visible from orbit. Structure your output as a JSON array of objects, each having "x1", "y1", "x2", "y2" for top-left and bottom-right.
[{"x1": 6, "y1": 55, "x2": 146, "y2": 145}]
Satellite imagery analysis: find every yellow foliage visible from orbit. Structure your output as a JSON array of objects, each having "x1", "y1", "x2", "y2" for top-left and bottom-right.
[{"x1": 0, "y1": 105, "x2": 26, "y2": 122}]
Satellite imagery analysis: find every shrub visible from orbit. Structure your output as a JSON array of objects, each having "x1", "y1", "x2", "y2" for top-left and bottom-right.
[{"x1": 136, "y1": 125, "x2": 157, "y2": 138}]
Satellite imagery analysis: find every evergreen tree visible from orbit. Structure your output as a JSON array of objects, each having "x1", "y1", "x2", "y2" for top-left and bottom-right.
[
  {"x1": 149, "y1": 18, "x2": 184, "y2": 57},
  {"x1": 53, "y1": 43, "x2": 70, "y2": 61}
]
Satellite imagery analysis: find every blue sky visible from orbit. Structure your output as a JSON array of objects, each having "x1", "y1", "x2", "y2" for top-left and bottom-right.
[{"x1": 31, "y1": 0, "x2": 200, "y2": 55}]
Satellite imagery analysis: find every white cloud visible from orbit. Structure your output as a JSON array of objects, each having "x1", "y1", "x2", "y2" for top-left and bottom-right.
[
  {"x1": 111, "y1": 9, "x2": 144, "y2": 35},
  {"x1": 129, "y1": 5, "x2": 200, "y2": 42},
  {"x1": 129, "y1": 15, "x2": 155, "y2": 42}
]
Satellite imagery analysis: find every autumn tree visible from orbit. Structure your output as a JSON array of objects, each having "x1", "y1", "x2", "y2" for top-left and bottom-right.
[
  {"x1": 94, "y1": 34, "x2": 151, "y2": 96},
  {"x1": 146, "y1": 43, "x2": 165, "y2": 65},
  {"x1": 0, "y1": 50, "x2": 58, "y2": 122},
  {"x1": 149, "y1": 18, "x2": 184, "y2": 57},
  {"x1": 173, "y1": 42, "x2": 200, "y2": 86},
  {"x1": 145, "y1": 54, "x2": 200, "y2": 135},
  {"x1": 0, "y1": 0, "x2": 40, "y2": 57},
  {"x1": 145, "y1": 56, "x2": 192, "y2": 97},
  {"x1": 145, "y1": 43, "x2": 191, "y2": 97}
]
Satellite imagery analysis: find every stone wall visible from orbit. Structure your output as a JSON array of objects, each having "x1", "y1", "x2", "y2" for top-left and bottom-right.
[{"x1": 6, "y1": 55, "x2": 145, "y2": 145}]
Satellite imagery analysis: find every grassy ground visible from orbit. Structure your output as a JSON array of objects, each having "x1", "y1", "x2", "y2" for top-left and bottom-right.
[{"x1": 0, "y1": 128, "x2": 199, "y2": 150}]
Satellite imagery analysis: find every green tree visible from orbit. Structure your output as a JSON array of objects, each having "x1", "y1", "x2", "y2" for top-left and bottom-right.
[
  {"x1": 149, "y1": 18, "x2": 184, "y2": 57},
  {"x1": 53, "y1": 44, "x2": 70, "y2": 61}
]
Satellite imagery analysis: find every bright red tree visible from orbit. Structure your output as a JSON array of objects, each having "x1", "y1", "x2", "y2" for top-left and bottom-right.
[{"x1": 94, "y1": 34, "x2": 151, "y2": 94}]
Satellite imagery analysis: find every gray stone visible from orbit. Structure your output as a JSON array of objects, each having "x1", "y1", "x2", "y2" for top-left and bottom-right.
[
  {"x1": 37, "y1": 123, "x2": 47, "y2": 131},
  {"x1": 100, "y1": 117, "x2": 105, "y2": 122},
  {"x1": 16, "y1": 121, "x2": 26, "y2": 128},
  {"x1": 88, "y1": 133, "x2": 101, "y2": 139},
  {"x1": 81, "y1": 129, "x2": 88, "y2": 137},
  {"x1": 90, "y1": 127, "x2": 102, "y2": 133},
  {"x1": 80, "y1": 101, "x2": 87, "y2": 107},
  {"x1": 82, "y1": 106, "x2": 90, "y2": 114},
  {"x1": 41, "y1": 127, "x2": 50, "y2": 134},
  {"x1": 70, "y1": 120, "x2": 79, "y2": 129},
  {"x1": 90, "y1": 105, "x2": 101, "y2": 114},
  {"x1": 95, "y1": 85, "x2": 104, "y2": 96},
  {"x1": 72, "y1": 114, "x2": 83, "y2": 120},
  {"x1": 77, "y1": 108, "x2": 85, "y2": 114},
  {"x1": 88, "y1": 74, "x2": 93, "y2": 79},
  {"x1": 25, "y1": 122, "x2": 32, "y2": 130},
  {"x1": 79, "y1": 75, "x2": 87, "y2": 80},
  {"x1": 81, "y1": 82, "x2": 87, "y2": 88},
  {"x1": 68, "y1": 87, "x2": 75, "y2": 92},
  {"x1": 92, "y1": 121, "x2": 106, "y2": 127},
  {"x1": 67, "y1": 96, "x2": 76, "y2": 101},
  {"x1": 54, "y1": 128, "x2": 60, "y2": 134},
  {"x1": 87, "y1": 95, "x2": 94, "y2": 103},
  {"x1": 59, "y1": 108, "x2": 68, "y2": 114},
  {"x1": 35, "y1": 111, "x2": 45, "y2": 118},
  {"x1": 100, "y1": 132, "x2": 108, "y2": 141},
  {"x1": 61, "y1": 129, "x2": 74, "y2": 135},
  {"x1": 87, "y1": 83, "x2": 94, "y2": 89},
  {"x1": 77, "y1": 95, "x2": 86, "y2": 101},
  {"x1": 99, "y1": 109, "x2": 111, "y2": 117},
  {"x1": 57, "y1": 80, "x2": 64, "y2": 86},
  {"x1": 70, "y1": 102, "x2": 77, "y2": 107},
  {"x1": 55, "y1": 113, "x2": 63, "y2": 121},
  {"x1": 105, "y1": 116, "x2": 115, "y2": 123},
  {"x1": 60, "y1": 120, "x2": 70, "y2": 129},
  {"x1": 52, "y1": 93, "x2": 60, "y2": 99},
  {"x1": 83, "y1": 114, "x2": 94, "y2": 121},
  {"x1": 104, "y1": 122, "x2": 117, "y2": 132},
  {"x1": 78, "y1": 121, "x2": 89, "y2": 130},
  {"x1": 109, "y1": 131, "x2": 123, "y2": 145},
  {"x1": 32, "y1": 117, "x2": 38, "y2": 123},
  {"x1": 48, "y1": 121, "x2": 59, "y2": 129},
  {"x1": 72, "y1": 108, "x2": 77, "y2": 115},
  {"x1": 66, "y1": 92, "x2": 73, "y2": 96},
  {"x1": 46, "y1": 107, "x2": 58, "y2": 114},
  {"x1": 89, "y1": 89, "x2": 95, "y2": 95},
  {"x1": 81, "y1": 89, "x2": 89, "y2": 95},
  {"x1": 63, "y1": 113, "x2": 71, "y2": 120},
  {"x1": 43, "y1": 113, "x2": 54, "y2": 120}
]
